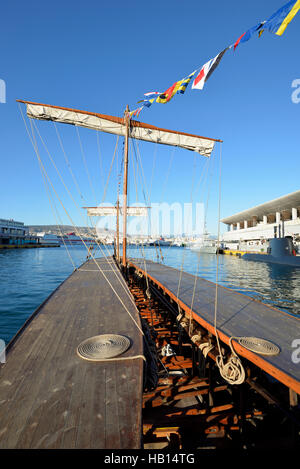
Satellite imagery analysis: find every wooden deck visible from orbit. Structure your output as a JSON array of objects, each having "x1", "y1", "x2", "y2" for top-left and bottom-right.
[
  {"x1": 0, "y1": 257, "x2": 144, "y2": 449},
  {"x1": 130, "y1": 259, "x2": 300, "y2": 395}
]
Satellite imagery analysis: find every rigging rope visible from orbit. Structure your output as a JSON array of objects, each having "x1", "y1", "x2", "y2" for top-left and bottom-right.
[
  {"x1": 54, "y1": 122, "x2": 87, "y2": 204},
  {"x1": 19, "y1": 107, "x2": 144, "y2": 336},
  {"x1": 213, "y1": 142, "x2": 246, "y2": 385},
  {"x1": 187, "y1": 153, "x2": 216, "y2": 335},
  {"x1": 31, "y1": 123, "x2": 77, "y2": 270},
  {"x1": 149, "y1": 142, "x2": 157, "y2": 202},
  {"x1": 96, "y1": 131, "x2": 105, "y2": 193},
  {"x1": 50, "y1": 128, "x2": 139, "y2": 315},
  {"x1": 75, "y1": 125, "x2": 98, "y2": 204},
  {"x1": 176, "y1": 152, "x2": 198, "y2": 313},
  {"x1": 129, "y1": 137, "x2": 158, "y2": 281},
  {"x1": 176, "y1": 151, "x2": 212, "y2": 330},
  {"x1": 100, "y1": 135, "x2": 120, "y2": 204},
  {"x1": 132, "y1": 138, "x2": 162, "y2": 263},
  {"x1": 19, "y1": 104, "x2": 77, "y2": 270}
]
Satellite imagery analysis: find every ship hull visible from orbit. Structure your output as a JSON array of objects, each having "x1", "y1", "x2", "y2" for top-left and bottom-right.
[{"x1": 243, "y1": 253, "x2": 300, "y2": 267}]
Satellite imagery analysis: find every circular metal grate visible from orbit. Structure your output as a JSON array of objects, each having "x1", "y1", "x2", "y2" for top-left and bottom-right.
[
  {"x1": 77, "y1": 334, "x2": 131, "y2": 361},
  {"x1": 238, "y1": 337, "x2": 280, "y2": 356}
]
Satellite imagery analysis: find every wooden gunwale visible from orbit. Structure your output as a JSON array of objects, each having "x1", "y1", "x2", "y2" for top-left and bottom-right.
[{"x1": 129, "y1": 260, "x2": 300, "y2": 395}]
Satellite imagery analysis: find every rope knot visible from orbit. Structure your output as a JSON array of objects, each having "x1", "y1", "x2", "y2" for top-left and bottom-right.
[{"x1": 216, "y1": 353, "x2": 245, "y2": 385}]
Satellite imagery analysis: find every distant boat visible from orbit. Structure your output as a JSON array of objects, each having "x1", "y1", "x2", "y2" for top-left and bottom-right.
[
  {"x1": 156, "y1": 237, "x2": 171, "y2": 246},
  {"x1": 172, "y1": 238, "x2": 185, "y2": 247},
  {"x1": 188, "y1": 231, "x2": 217, "y2": 254},
  {"x1": 197, "y1": 241, "x2": 217, "y2": 254},
  {"x1": 59, "y1": 232, "x2": 97, "y2": 245},
  {"x1": 37, "y1": 232, "x2": 60, "y2": 246}
]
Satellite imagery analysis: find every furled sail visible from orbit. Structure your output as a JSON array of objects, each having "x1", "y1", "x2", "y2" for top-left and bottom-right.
[
  {"x1": 85, "y1": 206, "x2": 149, "y2": 217},
  {"x1": 18, "y1": 100, "x2": 221, "y2": 157}
]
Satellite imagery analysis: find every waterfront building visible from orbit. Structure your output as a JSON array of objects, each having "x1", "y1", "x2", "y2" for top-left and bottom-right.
[
  {"x1": 0, "y1": 218, "x2": 35, "y2": 246},
  {"x1": 221, "y1": 190, "x2": 300, "y2": 252}
]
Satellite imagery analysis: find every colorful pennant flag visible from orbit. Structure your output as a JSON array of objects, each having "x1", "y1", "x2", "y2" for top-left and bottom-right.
[
  {"x1": 156, "y1": 71, "x2": 197, "y2": 104},
  {"x1": 137, "y1": 98, "x2": 155, "y2": 107},
  {"x1": 192, "y1": 49, "x2": 228, "y2": 90},
  {"x1": 156, "y1": 80, "x2": 183, "y2": 104},
  {"x1": 176, "y1": 71, "x2": 197, "y2": 94},
  {"x1": 234, "y1": 22, "x2": 265, "y2": 50},
  {"x1": 144, "y1": 92, "x2": 162, "y2": 97},
  {"x1": 263, "y1": 0, "x2": 300, "y2": 36},
  {"x1": 129, "y1": 106, "x2": 143, "y2": 119}
]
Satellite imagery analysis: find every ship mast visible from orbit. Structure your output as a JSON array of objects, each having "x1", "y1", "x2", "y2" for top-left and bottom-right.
[
  {"x1": 122, "y1": 105, "x2": 130, "y2": 267},
  {"x1": 116, "y1": 198, "x2": 120, "y2": 262}
]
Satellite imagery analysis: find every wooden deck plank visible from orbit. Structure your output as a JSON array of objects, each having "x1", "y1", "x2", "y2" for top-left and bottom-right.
[
  {"x1": 0, "y1": 257, "x2": 144, "y2": 449},
  {"x1": 15, "y1": 300, "x2": 81, "y2": 448},
  {"x1": 117, "y1": 360, "x2": 143, "y2": 448},
  {"x1": 130, "y1": 258, "x2": 300, "y2": 395},
  {"x1": 104, "y1": 362, "x2": 121, "y2": 448},
  {"x1": 60, "y1": 360, "x2": 91, "y2": 448},
  {"x1": 0, "y1": 299, "x2": 76, "y2": 447}
]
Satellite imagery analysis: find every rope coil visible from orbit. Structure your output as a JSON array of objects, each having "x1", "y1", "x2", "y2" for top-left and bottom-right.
[
  {"x1": 216, "y1": 354, "x2": 246, "y2": 385},
  {"x1": 215, "y1": 337, "x2": 245, "y2": 385}
]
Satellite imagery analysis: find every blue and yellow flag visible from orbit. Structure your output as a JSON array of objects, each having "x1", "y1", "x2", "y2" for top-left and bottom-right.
[
  {"x1": 263, "y1": 0, "x2": 300, "y2": 36},
  {"x1": 176, "y1": 71, "x2": 197, "y2": 94}
]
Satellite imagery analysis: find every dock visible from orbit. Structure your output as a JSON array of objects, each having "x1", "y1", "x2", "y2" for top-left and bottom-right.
[
  {"x1": 129, "y1": 258, "x2": 300, "y2": 396},
  {"x1": 0, "y1": 257, "x2": 144, "y2": 449},
  {"x1": 0, "y1": 244, "x2": 60, "y2": 249}
]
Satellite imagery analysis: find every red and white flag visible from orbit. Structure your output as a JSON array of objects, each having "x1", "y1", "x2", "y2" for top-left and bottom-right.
[{"x1": 192, "y1": 48, "x2": 228, "y2": 90}]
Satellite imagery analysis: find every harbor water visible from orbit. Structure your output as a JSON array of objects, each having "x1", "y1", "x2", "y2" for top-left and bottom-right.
[{"x1": 1, "y1": 245, "x2": 300, "y2": 345}]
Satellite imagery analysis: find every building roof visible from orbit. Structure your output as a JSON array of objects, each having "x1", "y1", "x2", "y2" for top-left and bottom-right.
[{"x1": 221, "y1": 190, "x2": 300, "y2": 225}]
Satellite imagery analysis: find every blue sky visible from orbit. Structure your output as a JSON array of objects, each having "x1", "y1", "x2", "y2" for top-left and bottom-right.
[{"x1": 1, "y1": 0, "x2": 299, "y2": 235}]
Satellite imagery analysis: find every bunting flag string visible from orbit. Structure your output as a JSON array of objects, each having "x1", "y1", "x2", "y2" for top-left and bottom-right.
[{"x1": 129, "y1": 0, "x2": 300, "y2": 120}]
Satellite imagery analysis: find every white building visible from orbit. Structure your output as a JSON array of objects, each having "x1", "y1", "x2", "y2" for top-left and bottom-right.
[
  {"x1": 221, "y1": 190, "x2": 300, "y2": 252},
  {"x1": 0, "y1": 218, "x2": 29, "y2": 245}
]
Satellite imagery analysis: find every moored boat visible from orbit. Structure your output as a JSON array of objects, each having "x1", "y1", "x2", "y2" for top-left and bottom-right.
[
  {"x1": 243, "y1": 236, "x2": 300, "y2": 267},
  {"x1": 37, "y1": 232, "x2": 60, "y2": 246}
]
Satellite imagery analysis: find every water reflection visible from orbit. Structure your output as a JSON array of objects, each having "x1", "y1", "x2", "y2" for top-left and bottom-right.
[
  {"x1": 162, "y1": 249, "x2": 300, "y2": 317},
  {"x1": 127, "y1": 247, "x2": 300, "y2": 317}
]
